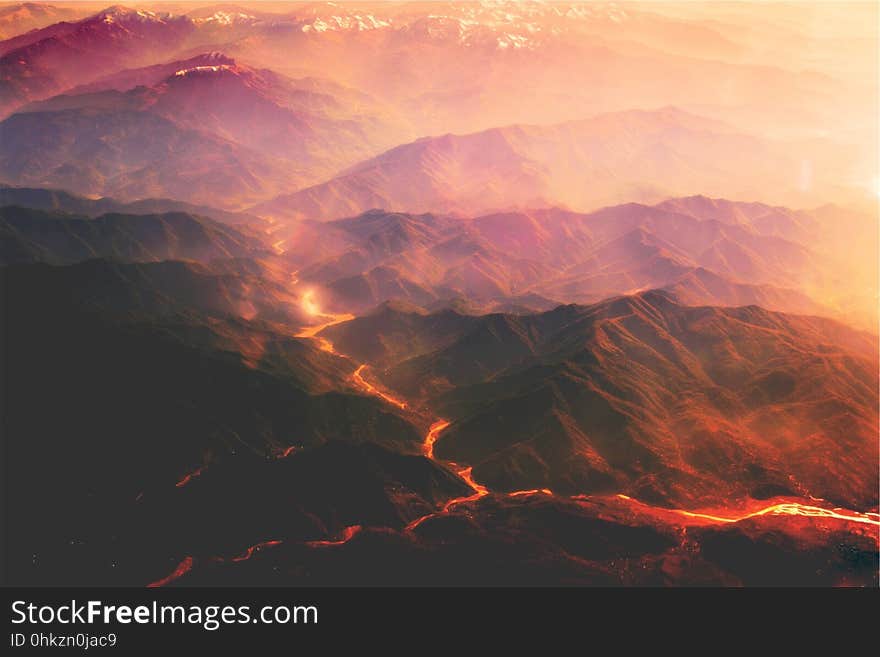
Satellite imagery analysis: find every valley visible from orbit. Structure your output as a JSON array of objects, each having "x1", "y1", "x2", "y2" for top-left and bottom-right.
[
  {"x1": 0, "y1": 1, "x2": 877, "y2": 588},
  {"x1": 136, "y1": 287, "x2": 878, "y2": 586}
]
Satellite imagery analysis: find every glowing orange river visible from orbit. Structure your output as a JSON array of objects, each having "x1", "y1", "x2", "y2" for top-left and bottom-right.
[
  {"x1": 407, "y1": 422, "x2": 880, "y2": 533},
  {"x1": 305, "y1": 525, "x2": 363, "y2": 547},
  {"x1": 423, "y1": 420, "x2": 449, "y2": 460},
  {"x1": 605, "y1": 494, "x2": 880, "y2": 527},
  {"x1": 147, "y1": 541, "x2": 283, "y2": 588},
  {"x1": 293, "y1": 294, "x2": 353, "y2": 355},
  {"x1": 148, "y1": 299, "x2": 878, "y2": 586},
  {"x1": 352, "y1": 364, "x2": 407, "y2": 409}
]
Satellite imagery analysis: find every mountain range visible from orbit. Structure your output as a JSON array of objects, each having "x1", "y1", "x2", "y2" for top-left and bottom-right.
[
  {"x1": 0, "y1": 2, "x2": 82, "y2": 40},
  {"x1": 0, "y1": 48, "x2": 411, "y2": 207},
  {"x1": 5, "y1": 253, "x2": 875, "y2": 585},
  {"x1": 1, "y1": 4, "x2": 874, "y2": 211},
  {"x1": 0, "y1": 6, "x2": 196, "y2": 115},
  {"x1": 0, "y1": 2, "x2": 876, "y2": 588},
  {"x1": 0, "y1": 205, "x2": 268, "y2": 265},
  {"x1": 325, "y1": 291, "x2": 878, "y2": 510},
  {"x1": 253, "y1": 107, "x2": 860, "y2": 219},
  {"x1": 0, "y1": 183, "x2": 266, "y2": 227},
  {"x1": 277, "y1": 197, "x2": 876, "y2": 329}
]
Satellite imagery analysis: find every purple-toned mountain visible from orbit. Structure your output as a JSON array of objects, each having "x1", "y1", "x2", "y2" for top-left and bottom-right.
[
  {"x1": 0, "y1": 55, "x2": 408, "y2": 207},
  {"x1": 0, "y1": 6, "x2": 195, "y2": 115},
  {"x1": 277, "y1": 198, "x2": 875, "y2": 328},
  {"x1": 254, "y1": 108, "x2": 857, "y2": 220}
]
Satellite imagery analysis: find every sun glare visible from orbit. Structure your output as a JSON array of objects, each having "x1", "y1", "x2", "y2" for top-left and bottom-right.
[{"x1": 302, "y1": 289, "x2": 320, "y2": 316}]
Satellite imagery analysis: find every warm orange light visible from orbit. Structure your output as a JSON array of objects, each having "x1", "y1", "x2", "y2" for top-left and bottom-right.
[
  {"x1": 301, "y1": 289, "x2": 320, "y2": 316},
  {"x1": 175, "y1": 466, "x2": 205, "y2": 488},
  {"x1": 405, "y1": 421, "x2": 491, "y2": 531},
  {"x1": 423, "y1": 420, "x2": 450, "y2": 459},
  {"x1": 675, "y1": 501, "x2": 880, "y2": 526},
  {"x1": 147, "y1": 540, "x2": 284, "y2": 587},
  {"x1": 443, "y1": 466, "x2": 490, "y2": 512},
  {"x1": 156, "y1": 316, "x2": 879, "y2": 586},
  {"x1": 603, "y1": 494, "x2": 880, "y2": 528},
  {"x1": 508, "y1": 489, "x2": 554, "y2": 497},
  {"x1": 305, "y1": 525, "x2": 362, "y2": 548},
  {"x1": 351, "y1": 364, "x2": 407, "y2": 409},
  {"x1": 147, "y1": 556, "x2": 193, "y2": 588},
  {"x1": 229, "y1": 540, "x2": 283, "y2": 562},
  {"x1": 294, "y1": 306, "x2": 354, "y2": 347}
]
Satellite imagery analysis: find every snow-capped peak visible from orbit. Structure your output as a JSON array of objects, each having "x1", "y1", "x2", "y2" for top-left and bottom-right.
[
  {"x1": 193, "y1": 10, "x2": 257, "y2": 26},
  {"x1": 95, "y1": 5, "x2": 170, "y2": 25},
  {"x1": 173, "y1": 64, "x2": 236, "y2": 78},
  {"x1": 300, "y1": 14, "x2": 391, "y2": 33}
]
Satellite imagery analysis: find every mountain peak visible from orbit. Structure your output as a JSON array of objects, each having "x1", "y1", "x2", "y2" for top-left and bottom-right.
[
  {"x1": 189, "y1": 8, "x2": 258, "y2": 25},
  {"x1": 96, "y1": 5, "x2": 159, "y2": 21},
  {"x1": 370, "y1": 299, "x2": 429, "y2": 316},
  {"x1": 89, "y1": 5, "x2": 185, "y2": 27},
  {"x1": 171, "y1": 63, "x2": 238, "y2": 79}
]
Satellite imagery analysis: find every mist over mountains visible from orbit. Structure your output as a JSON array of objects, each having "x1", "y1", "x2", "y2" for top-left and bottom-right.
[
  {"x1": 1, "y1": 2, "x2": 877, "y2": 587},
  {"x1": 279, "y1": 198, "x2": 876, "y2": 330},
  {"x1": 255, "y1": 108, "x2": 860, "y2": 220}
]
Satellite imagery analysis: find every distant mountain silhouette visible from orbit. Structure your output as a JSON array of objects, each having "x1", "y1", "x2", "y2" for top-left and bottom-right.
[
  {"x1": 255, "y1": 108, "x2": 854, "y2": 220},
  {"x1": 279, "y1": 198, "x2": 874, "y2": 327},
  {"x1": 0, "y1": 184, "x2": 265, "y2": 227}
]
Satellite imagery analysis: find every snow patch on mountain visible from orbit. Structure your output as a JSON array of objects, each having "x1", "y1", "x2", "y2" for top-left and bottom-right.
[
  {"x1": 300, "y1": 14, "x2": 391, "y2": 33},
  {"x1": 173, "y1": 64, "x2": 236, "y2": 77},
  {"x1": 97, "y1": 6, "x2": 170, "y2": 25},
  {"x1": 193, "y1": 11, "x2": 257, "y2": 26}
]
